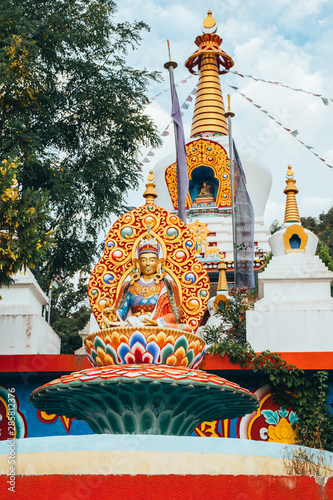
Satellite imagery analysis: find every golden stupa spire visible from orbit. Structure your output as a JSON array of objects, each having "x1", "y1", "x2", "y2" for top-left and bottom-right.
[
  {"x1": 185, "y1": 11, "x2": 234, "y2": 137},
  {"x1": 217, "y1": 260, "x2": 228, "y2": 292},
  {"x1": 143, "y1": 170, "x2": 158, "y2": 204},
  {"x1": 283, "y1": 165, "x2": 301, "y2": 224}
]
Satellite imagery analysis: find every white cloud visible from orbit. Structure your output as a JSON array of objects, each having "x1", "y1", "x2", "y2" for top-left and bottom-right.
[
  {"x1": 299, "y1": 196, "x2": 333, "y2": 217},
  {"x1": 264, "y1": 200, "x2": 285, "y2": 227}
]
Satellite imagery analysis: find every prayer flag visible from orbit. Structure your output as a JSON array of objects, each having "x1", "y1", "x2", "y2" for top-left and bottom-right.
[
  {"x1": 171, "y1": 85, "x2": 189, "y2": 223},
  {"x1": 233, "y1": 141, "x2": 255, "y2": 289}
]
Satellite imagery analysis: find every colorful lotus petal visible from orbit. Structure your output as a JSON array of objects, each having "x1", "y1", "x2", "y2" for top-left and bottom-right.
[
  {"x1": 118, "y1": 343, "x2": 131, "y2": 363},
  {"x1": 145, "y1": 341, "x2": 161, "y2": 363},
  {"x1": 174, "y1": 335, "x2": 188, "y2": 352},
  {"x1": 94, "y1": 336, "x2": 106, "y2": 351},
  {"x1": 131, "y1": 341, "x2": 148, "y2": 363},
  {"x1": 160, "y1": 343, "x2": 174, "y2": 364},
  {"x1": 124, "y1": 352, "x2": 136, "y2": 364},
  {"x1": 129, "y1": 331, "x2": 146, "y2": 348},
  {"x1": 186, "y1": 348, "x2": 194, "y2": 366},
  {"x1": 105, "y1": 344, "x2": 118, "y2": 364}
]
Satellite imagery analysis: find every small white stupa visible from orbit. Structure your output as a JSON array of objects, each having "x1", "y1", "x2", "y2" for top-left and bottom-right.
[{"x1": 246, "y1": 166, "x2": 333, "y2": 352}]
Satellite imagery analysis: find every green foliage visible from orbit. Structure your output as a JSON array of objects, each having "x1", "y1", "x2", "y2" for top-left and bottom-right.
[
  {"x1": 270, "y1": 219, "x2": 283, "y2": 234},
  {"x1": 302, "y1": 207, "x2": 333, "y2": 264},
  {"x1": 0, "y1": 159, "x2": 51, "y2": 286},
  {"x1": 0, "y1": 0, "x2": 161, "y2": 285},
  {"x1": 302, "y1": 207, "x2": 333, "y2": 256},
  {"x1": 317, "y1": 241, "x2": 333, "y2": 272},
  {"x1": 207, "y1": 287, "x2": 249, "y2": 344},
  {"x1": 203, "y1": 289, "x2": 333, "y2": 452},
  {"x1": 302, "y1": 207, "x2": 333, "y2": 293},
  {"x1": 50, "y1": 276, "x2": 90, "y2": 354}
]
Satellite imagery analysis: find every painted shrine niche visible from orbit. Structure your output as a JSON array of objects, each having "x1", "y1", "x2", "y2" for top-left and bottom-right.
[{"x1": 165, "y1": 138, "x2": 230, "y2": 210}]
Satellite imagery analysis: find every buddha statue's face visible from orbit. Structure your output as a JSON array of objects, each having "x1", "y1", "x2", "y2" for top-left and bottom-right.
[{"x1": 139, "y1": 252, "x2": 159, "y2": 278}]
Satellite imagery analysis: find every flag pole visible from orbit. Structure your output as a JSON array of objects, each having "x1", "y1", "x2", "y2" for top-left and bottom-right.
[
  {"x1": 164, "y1": 41, "x2": 178, "y2": 151},
  {"x1": 164, "y1": 40, "x2": 189, "y2": 224},
  {"x1": 225, "y1": 95, "x2": 237, "y2": 287}
]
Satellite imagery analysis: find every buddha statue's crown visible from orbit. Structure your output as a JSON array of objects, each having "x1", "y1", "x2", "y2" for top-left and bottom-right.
[{"x1": 138, "y1": 236, "x2": 159, "y2": 256}]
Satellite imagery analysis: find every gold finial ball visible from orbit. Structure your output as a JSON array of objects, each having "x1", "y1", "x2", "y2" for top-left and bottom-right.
[
  {"x1": 203, "y1": 10, "x2": 216, "y2": 29},
  {"x1": 286, "y1": 165, "x2": 294, "y2": 179},
  {"x1": 148, "y1": 170, "x2": 155, "y2": 182}
]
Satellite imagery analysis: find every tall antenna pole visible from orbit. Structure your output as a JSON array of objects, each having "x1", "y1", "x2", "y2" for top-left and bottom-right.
[{"x1": 225, "y1": 94, "x2": 237, "y2": 287}]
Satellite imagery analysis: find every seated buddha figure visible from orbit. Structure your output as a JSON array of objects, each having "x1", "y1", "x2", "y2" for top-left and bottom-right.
[
  {"x1": 193, "y1": 181, "x2": 215, "y2": 203},
  {"x1": 104, "y1": 235, "x2": 192, "y2": 333}
]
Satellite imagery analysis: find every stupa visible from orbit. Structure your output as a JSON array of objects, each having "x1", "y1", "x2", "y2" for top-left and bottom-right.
[
  {"x1": 30, "y1": 171, "x2": 259, "y2": 435},
  {"x1": 153, "y1": 11, "x2": 272, "y2": 287},
  {"x1": 247, "y1": 166, "x2": 333, "y2": 352}
]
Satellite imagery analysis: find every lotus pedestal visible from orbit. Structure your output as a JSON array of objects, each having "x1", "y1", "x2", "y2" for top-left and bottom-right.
[{"x1": 30, "y1": 364, "x2": 259, "y2": 436}]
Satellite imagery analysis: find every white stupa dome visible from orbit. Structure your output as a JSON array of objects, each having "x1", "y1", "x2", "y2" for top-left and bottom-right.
[{"x1": 239, "y1": 150, "x2": 272, "y2": 218}]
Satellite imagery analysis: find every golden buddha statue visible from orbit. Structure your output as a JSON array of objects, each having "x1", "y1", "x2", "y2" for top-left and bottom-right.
[
  {"x1": 193, "y1": 181, "x2": 215, "y2": 203},
  {"x1": 101, "y1": 233, "x2": 192, "y2": 332}
]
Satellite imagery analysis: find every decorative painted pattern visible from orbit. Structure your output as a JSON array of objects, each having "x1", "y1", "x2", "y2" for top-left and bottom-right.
[
  {"x1": 0, "y1": 385, "x2": 27, "y2": 440},
  {"x1": 37, "y1": 410, "x2": 74, "y2": 434},
  {"x1": 32, "y1": 364, "x2": 257, "y2": 390},
  {"x1": 165, "y1": 139, "x2": 230, "y2": 209},
  {"x1": 195, "y1": 385, "x2": 298, "y2": 444},
  {"x1": 84, "y1": 327, "x2": 205, "y2": 369},
  {"x1": 240, "y1": 386, "x2": 299, "y2": 444}
]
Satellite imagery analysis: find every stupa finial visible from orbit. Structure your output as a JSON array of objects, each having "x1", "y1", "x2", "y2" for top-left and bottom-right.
[
  {"x1": 283, "y1": 165, "x2": 301, "y2": 224},
  {"x1": 217, "y1": 260, "x2": 228, "y2": 292},
  {"x1": 185, "y1": 12, "x2": 234, "y2": 137},
  {"x1": 202, "y1": 10, "x2": 217, "y2": 33},
  {"x1": 143, "y1": 170, "x2": 158, "y2": 204}
]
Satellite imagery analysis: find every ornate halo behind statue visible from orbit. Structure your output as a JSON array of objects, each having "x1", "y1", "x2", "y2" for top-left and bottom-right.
[{"x1": 88, "y1": 176, "x2": 210, "y2": 333}]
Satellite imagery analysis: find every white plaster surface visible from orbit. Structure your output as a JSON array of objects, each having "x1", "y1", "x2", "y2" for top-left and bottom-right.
[
  {"x1": 269, "y1": 227, "x2": 318, "y2": 256},
  {"x1": 1, "y1": 435, "x2": 331, "y2": 476},
  {"x1": 247, "y1": 252, "x2": 333, "y2": 352},
  {"x1": 0, "y1": 269, "x2": 60, "y2": 354},
  {"x1": 0, "y1": 313, "x2": 60, "y2": 354}
]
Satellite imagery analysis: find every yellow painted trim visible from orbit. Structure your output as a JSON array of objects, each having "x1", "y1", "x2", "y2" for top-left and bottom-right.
[
  {"x1": 165, "y1": 139, "x2": 230, "y2": 209},
  {"x1": 283, "y1": 225, "x2": 308, "y2": 254}
]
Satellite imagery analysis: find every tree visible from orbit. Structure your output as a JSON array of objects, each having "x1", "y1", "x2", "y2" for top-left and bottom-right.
[
  {"x1": 269, "y1": 219, "x2": 283, "y2": 234},
  {"x1": 0, "y1": 158, "x2": 51, "y2": 287},
  {"x1": 50, "y1": 275, "x2": 90, "y2": 354},
  {"x1": 302, "y1": 207, "x2": 333, "y2": 276},
  {"x1": 0, "y1": 0, "x2": 161, "y2": 287}
]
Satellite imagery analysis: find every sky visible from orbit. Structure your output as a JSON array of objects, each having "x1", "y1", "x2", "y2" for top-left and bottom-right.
[{"x1": 113, "y1": 0, "x2": 333, "y2": 227}]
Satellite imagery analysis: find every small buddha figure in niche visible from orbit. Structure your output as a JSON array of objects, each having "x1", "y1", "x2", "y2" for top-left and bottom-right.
[
  {"x1": 102, "y1": 235, "x2": 192, "y2": 332},
  {"x1": 194, "y1": 181, "x2": 215, "y2": 203}
]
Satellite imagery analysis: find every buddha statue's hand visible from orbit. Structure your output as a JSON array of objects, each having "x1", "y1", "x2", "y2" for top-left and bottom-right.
[
  {"x1": 101, "y1": 303, "x2": 120, "y2": 329},
  {"x1": 143, "y1": 317, "x2": 158, "y2": 326},
  {"x1": 108, "y1": 320, "x2": 126, "y2": 327}
]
